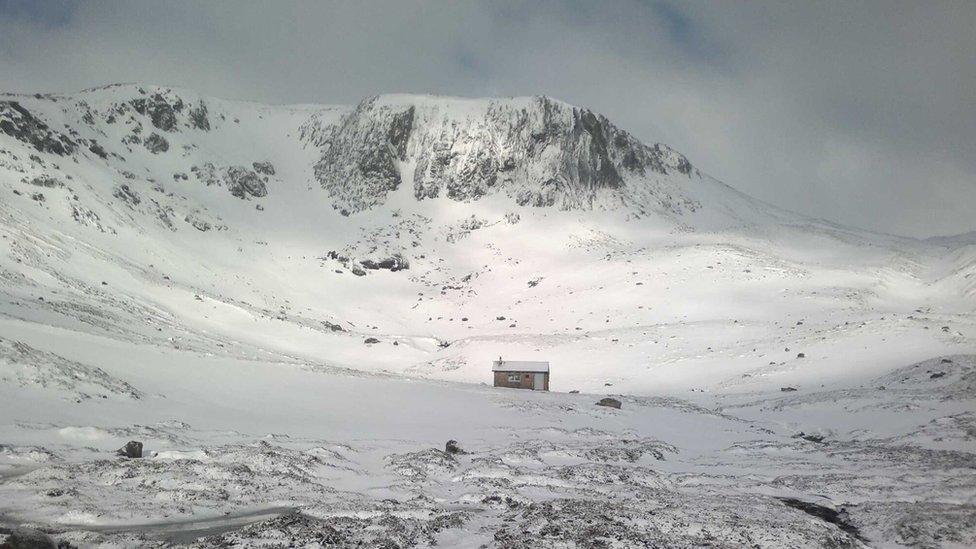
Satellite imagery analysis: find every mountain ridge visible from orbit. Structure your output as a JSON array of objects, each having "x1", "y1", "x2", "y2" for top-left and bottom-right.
[
  {"x1": 0, "y1": 82, "x2": 972, "y2": 394},
  {"x1": 0, "y1": 83, "x2": 765, "y2": 226}
]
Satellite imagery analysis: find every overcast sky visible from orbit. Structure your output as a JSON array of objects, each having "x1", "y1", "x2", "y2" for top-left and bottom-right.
[{"x1": 1, "y1": 0, "x2": 972, "y2": 237}]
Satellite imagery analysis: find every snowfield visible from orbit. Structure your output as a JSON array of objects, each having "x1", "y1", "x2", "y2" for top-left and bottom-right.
[{"x1": 0, "y1": 84, "x2": 973, "y2": 547}]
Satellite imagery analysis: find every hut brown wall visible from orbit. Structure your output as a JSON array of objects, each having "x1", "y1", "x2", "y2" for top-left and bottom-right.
[{"x1": 493, "y1": 371, "x2": 548, "y2": 390}]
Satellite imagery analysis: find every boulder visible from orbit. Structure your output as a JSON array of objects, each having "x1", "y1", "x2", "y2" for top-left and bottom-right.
[
  {"x1": 794, "y1": 432, "x2": 825, "y2": 443},
  {"x1": 116, "y1": 440, "x2": 143, "y2": 459},
  {"x1": 360, "y1": 254, "x2": 409, "y2": 272},
  {"x1": 596, "y1": 397, "x2": 621, "y2": 409},
  {"x1": 322, "y1": 321, "x2": 344, "y2": 332},
  {"x1": 364, "y1": 337, "x2": 380, "y2": 344},
  {"x1": 780, "y1": 386, "x2": 798, "y2": 392},
  {"x1": 445, "y1": 440, "x2": 465, "y2": 455}
]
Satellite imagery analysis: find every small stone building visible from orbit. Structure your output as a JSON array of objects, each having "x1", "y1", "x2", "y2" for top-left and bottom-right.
[{"x1": 492, "y1": 359, "x2": 549, "y2": 391}]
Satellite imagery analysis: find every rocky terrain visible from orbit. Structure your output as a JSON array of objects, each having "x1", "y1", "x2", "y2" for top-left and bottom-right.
[{"x1": 0, "y1": 84, "x2": 973, "y2": 547}]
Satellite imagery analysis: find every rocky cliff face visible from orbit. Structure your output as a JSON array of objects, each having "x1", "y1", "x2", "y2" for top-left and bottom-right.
[
  {"x1": 0, "y1": 100, "x2": 78, "y2": 156},
  {"x1": 0, "y1": 84, "x2": 725, "y2": 241},
  {"x1": 310, "y1": 95, "x2": 699, "y2": 215}
]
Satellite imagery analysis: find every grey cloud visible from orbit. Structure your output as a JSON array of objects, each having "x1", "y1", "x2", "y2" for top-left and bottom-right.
[{"x1": 0, "y1": 0, "x2": 972, "y2": 237}]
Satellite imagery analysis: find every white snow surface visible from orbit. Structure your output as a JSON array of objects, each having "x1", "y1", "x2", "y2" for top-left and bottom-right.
[
  {"x1": 0, "y1": 84, "x2": 973, "y2": 547},
  {"x1": 491, "y1": 361, "x2": 549, "y2": 373}
]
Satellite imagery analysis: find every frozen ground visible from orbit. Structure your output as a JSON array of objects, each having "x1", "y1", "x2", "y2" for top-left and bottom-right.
[
  {"x1": 1, "y1": 318, "x2": 973, "y2": 547},
  {"x1": 0, "y1": 85, "x2": 974, "y2": 547}
]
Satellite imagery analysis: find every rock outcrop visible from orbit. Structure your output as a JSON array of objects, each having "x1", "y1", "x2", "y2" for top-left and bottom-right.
[
  {"x1": 225, "y1": 166, "x2": 267, "y2": 199},
  {"x1": 191, "y1": 163, "x2": 268, "y2": 199},
  {"x1": 116, "y1": 440, "x2": 143, "y2": 459},
  {"x1": 0, "y1": 101, "x2": 77, "y2": 156},
  {"x1": 143, "y1": 133, "x2": 169, "y2": 154},
  {"x1": 310, "y1": 95, "x2": 699, "y2": 215}
]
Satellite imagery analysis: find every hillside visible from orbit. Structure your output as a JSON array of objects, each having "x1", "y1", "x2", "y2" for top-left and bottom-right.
[
  {"x1": 0, "y1": 84, "x2": 973, "y2": 547},
  {"x1": 0, "y1": 84, "x2": 971, "y2": 391}
]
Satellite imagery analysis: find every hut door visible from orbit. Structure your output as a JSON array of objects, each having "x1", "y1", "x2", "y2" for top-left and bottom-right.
[{"x1": 533, "y1": 373, "x2": 545, "y2": 390}]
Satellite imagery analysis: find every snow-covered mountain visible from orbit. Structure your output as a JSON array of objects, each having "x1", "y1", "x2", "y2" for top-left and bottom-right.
[
  {"x1": 0, "y1": 83, "x2": 970, "y2": 390},
  {"x1": 309, "y1": 93, "x2": 703, "y2": 215},
  {"x1": 1, "y1": 84, "x2": 974, "y2": 547}
]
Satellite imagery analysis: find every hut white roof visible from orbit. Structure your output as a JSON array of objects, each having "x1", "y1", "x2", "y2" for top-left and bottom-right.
[{"x1": 492, "y1": 360, "x2": 549, "y2": 373}]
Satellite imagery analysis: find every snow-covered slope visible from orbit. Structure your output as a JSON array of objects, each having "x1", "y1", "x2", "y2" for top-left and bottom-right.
[
  {"x1": 1, "y1": 84, "x2": 973, "y2": 547},
  {"x1": 0, "y1": 83, "x2": 971, "y2": 392}
]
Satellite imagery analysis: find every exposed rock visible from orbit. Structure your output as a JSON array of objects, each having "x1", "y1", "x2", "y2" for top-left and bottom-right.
[
  {"x1": 0, "y1": 526, "x2": 57, "y2": 549},
  {"x1": 364, "y1": 337, "x2": 380, "y2": 344},
  {"x1": 252, "y1": 161, "x2": 276, "y2": 175},
  {"x1": 309, "y1": 95, "x2": 697, "y2": 214},
  {"x1": 190, "y1": 162, "x2": 221, "y2": 186},
  {"x1": 777, "y1": 498, "x2": 864, "y2": 541},
  {"x1": 143, "y1": 133, "x2": 169, "y2": 154},
  {"x1": 26, "y1": 175, "x2": 62, "y2": 188},
  {"x1": 187, "y1": 101, "x2": 210, "y2": 131},
  {"x1": 225, "y1": 166, "x2": 267, "y2": 199},
  {"x1": 360, "y1": 254, "x2": 409, "y2": 272},
  {"x1": 445, "y1": 440, "x2": 465, "y2": 455},
  {"x1": 87, "y1": 140, "x2": 109, "y2": 159},
  {"x1": 313, "y1": 98, "x2": 413, "y2": 213},
  {"x1": 115, "y1": 440, "x2": 143, "y2": 459},
  {"x1": 781, "y1": 386, "x2": 798, "y2": 392},
  {"x1": 596, "y1": 397, "x2": 621, "y2": 409},
  {"x1": 0, "y1": 101, "x2": 77, "y2": 156},
  {"x1": 112, "y1": 185, "x2": 140, "y2": 206},
  {"x1": 322, "y1": 321, "x2": 344, "y2": 332},
  {"x1": 184, "y1": 214, "x2": 211, "y2": 232},
  {"x1": 131, "y1": 93, "x2": 179, "y2": 132},
  {"x1": 794, "y1": 432, "x2": 825, "y2": 443}
]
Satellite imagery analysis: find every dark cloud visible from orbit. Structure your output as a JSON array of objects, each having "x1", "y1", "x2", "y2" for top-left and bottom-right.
[
  {"x1": 0, "y1": 0, "x2": 971, "y2": 237},
  {"x1": 0, "y1": 0, "x2": 78, "y2": 28}
]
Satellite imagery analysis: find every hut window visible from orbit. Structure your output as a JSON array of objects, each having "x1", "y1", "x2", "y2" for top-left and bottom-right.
[{"x1": 507, "y1": 374, "x2": 520, "y2": 382}]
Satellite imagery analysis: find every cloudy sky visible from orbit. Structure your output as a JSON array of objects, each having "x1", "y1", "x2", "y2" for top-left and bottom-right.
[{"x1": 1, "y1": 0, "x2": 972, "y2": 237}]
